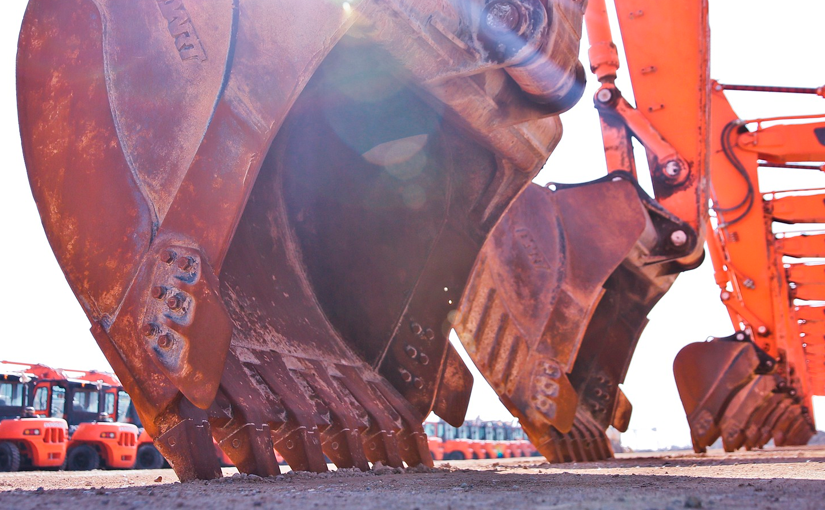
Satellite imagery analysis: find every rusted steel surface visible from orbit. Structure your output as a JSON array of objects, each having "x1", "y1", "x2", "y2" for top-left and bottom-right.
[
  {"x1": 18, "y1": 0, "x2": 590, "y2": 479},
  {"x1": 455, "y1": 173, "x2": 691, "y2": 462},
  {"x1": 674, "y1": 334, "x2": 815, "y2": 453}
]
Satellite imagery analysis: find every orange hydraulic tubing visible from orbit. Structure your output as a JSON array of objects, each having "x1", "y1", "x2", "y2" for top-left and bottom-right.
[{"x1": 584, "y1": 0, "x2": 620, "y2": 84}]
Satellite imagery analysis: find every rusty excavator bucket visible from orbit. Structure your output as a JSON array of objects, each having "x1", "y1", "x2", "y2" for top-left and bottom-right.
[
  {"x1": 18, "y1": 0, "x2": 599, "y2": 479},
  {"x1": 18, "y1": 0, "x2": 703, "y2": 476},
  {"x1": 455, "y1": 174, "x2": 696, "y2": 462},
  {"x1": 674, "y1": 334, "x2": 814, "y2": 453}
]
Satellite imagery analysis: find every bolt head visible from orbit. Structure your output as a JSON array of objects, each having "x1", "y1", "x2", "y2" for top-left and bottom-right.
[
  {"x1": 419, "y1": 353, "x2": 430, "y2": 365},
  {"x1": 398, "y1": 368, "x2": 412, "y2": 383},
  {"x1": 757, "y1": 326, "x2": 768, "y2": 335},
  {"x1": 410, "y1": 322, "x2": 423, "y2": 335},
  {"x1": 413, "y1": 378, "x2": 424, "y2": 390},
  {"x1": 425, "y1": 328, "x2": 435, "y2": 341},
  {"x1": 663, "y1": 160, "x2": 682, "y2": 178},
  {"x1": 177, "y1": 256, "x2": 194, "y2": 272},
  {"x1": 596, "y1": 88, "x2": 613, "y2": 104},
  {"x1": 162, "y1": 250, "x2": 177, "y2": 264},
  {"x1": 166, "y1": 294, "x2": 184, "y2": 311},
  {"x1": 720, "y1": 291, "x2": 732, "y2": 301},
  {"x1": 157, "y1": 334, "x2": 173, "y2": 349},
  {"x1": 151, "y1": 286, "x2": 167, "y2": 300},
  {"x1": 405, "y1": 345, "x2": 418, "y2": 358},
  {"x1": 670, "y1": 230, "x2": 688, "y2": 247},
  {"x1": 484, "y1": 1, "x2": 521, "y2": 33},
  {"x1": 142, "y1": 323, "x2": 159, "y2": 337}
]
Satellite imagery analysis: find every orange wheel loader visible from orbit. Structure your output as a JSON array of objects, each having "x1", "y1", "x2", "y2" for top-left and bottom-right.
[
  {"x1": 0, "y1": 368, "x2": 68, "y2": 471},
  {"x1": 5, "y1": 362, "x2": 140, "y2": 470}
]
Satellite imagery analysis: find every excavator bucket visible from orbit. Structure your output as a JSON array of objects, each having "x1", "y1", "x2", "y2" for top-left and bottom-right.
[
  {"x1": 673, "y1": 333, "x2": 815, "y2": 452},
  {"x1": 18, "y1": 0, "x2": 592, "y2": 479},
  {"x1": 455, "y1": 173, "x2": 697, "y2": 462}
]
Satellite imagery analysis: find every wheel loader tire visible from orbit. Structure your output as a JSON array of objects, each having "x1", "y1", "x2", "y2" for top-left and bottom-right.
[
  {"x1": 445, "y1": 451, "x2": 465, "y2": 461},
  {"x1": 136, "y1": 444, "x2": 165, "y2": 470},
  {"x1": 67, "y1": 445, "x2": 100, "y2": 471},
  {"x1": 0, "y1": 442, "x2": 21, "y2": 472}
]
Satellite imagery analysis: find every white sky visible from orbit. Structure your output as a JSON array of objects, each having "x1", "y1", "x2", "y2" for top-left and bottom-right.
[{"x1": 1, "y1": 1, "x2": 823, "y2": 451}]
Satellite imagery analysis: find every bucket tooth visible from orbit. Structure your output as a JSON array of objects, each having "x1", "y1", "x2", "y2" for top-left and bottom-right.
[
  {"x1": 457, "y1": 173, "x2": 688, "y2": 463},
  {"x1": 373, "y1": 380, "x2": 434, "y2": 468},
  {"x1": 335, "y1": 365, "x2": 405, "y2": 468},
  {"x1": 777, "y1": 233, "x2": 825, "y2": 258},
  {"x1": 302, "y1": 361, "x2": 370, "y2": 471},
  {"x1": 719, "y1": 376, "x2": 775, "y2": 452},
  {"x1": 794, "y1": 306, "x2": 825, "y2": 323},
  {"x1": 208, "y1": 352, "x2": 286, "y2": 476},
  {"x1": 742, "y1": 392, "x2": 785, "y2": 450},
  {"x1": 218, "y1": 424, "x2": 280, "y2": 477},
  {"x1": 760, "y1": 399, "x2": 793, "y2": 447},
  {"x1": 770, "y1": 193, "x2": 825, "y2": 223},
  {"x1": 254, "y1": 352, "x2": 329, "y2": 473},
  {"x1": 771, "y1": 404, "x2": 814, "y2": 447},
  {"x1": 154, "y1": 414, "x2": 222, "y2": 482},
  {"x1": 786, "y1": 413, "x2": 815, "y2": 446},
  {"x1": 772, "y1": 405, "x2": 801, "y2": 446}
]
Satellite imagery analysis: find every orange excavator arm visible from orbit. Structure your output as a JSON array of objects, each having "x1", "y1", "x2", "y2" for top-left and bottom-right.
[
  {"x1": 582, "y1": 0, "x2": 823, "y2": 454},
  {"x1": 674, "y1": 84, "x2": 825, "y2": 452},
  {"x1": 585, "y1": 0, "x2": 710, "y2": 261}
]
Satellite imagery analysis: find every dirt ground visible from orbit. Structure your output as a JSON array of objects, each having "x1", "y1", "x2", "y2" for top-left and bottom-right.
[{"x1": 1, "y1": 447, "x2": 824, "y2": 510}]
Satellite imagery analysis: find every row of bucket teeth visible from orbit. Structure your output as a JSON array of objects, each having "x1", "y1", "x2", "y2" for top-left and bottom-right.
[
  {"x1": 676, "y1": 338, "x2": 815, "y2": 454},
  {"x1": 190, "y1": 347, "x2": 432, "y2": 477},
  {"x1": 533, "y1": 413, "x2": 614, "y2": 463},
  {"x1": 715, "y1": 384, "x2": 814, "y2": 453}
]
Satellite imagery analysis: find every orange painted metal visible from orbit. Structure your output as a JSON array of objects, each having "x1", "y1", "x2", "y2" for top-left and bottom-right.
[
  {"x1": 777, "y1": 234, "x2": 825, "y2": 258},
  {"x1": 674, "y1": 83, "x2": 825, "y2": 453},
  {"x1": 0, "y1": 418, "x2": 68, "y2": 470},
  {"x1": 69, "y1": 422, "x2": 139, "y2": 469},
  {"x1": 770, "y1": 193, "x2": 825, "y2": 224},
  {"x1": 586, "y1": 0, "x2": 711, "y2": 248}
]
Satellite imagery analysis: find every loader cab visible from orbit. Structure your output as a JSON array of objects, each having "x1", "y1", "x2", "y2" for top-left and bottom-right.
[
  {"x1": 0, "y1": 374, "x2": 28, "y2": 420},
  {"x1": 493, "y1": 423, "x2": 506, "y2": 442},
  {"x1": 0, "y1": 371, "x2": 68, "y2": 472},
  {"x1": 30, "y1": 378, "x2": 105, "y2": 426},
  {"x1": 115, "y1": 390, "x2": 134, "y2": 424},
  {"x1": 29, "y1": 379, "x2": 139, "y2": 470},
  {"x1": 423, "y1": 422, "x2": 436, "y2": 437}
]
